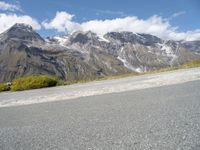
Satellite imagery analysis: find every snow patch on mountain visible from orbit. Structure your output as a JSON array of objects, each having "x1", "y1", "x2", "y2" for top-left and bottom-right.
[
  {"x1": 53, "y1": 36, "x2": 69, "y2": 46},
  {"x1": 117, "y1": 47, "x2": 142, "y2": 73},
  {"x1": 98, "y1": 35, "x2": 110, "y2": 43},
  {"x1": 157, "y1": 42, "x2": 176, "y2": 58}
]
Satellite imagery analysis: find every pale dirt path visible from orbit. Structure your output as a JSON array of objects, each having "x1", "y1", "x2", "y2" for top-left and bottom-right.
[{"x1": 0, "y1": 67, "x2": 200, "y2": 108}]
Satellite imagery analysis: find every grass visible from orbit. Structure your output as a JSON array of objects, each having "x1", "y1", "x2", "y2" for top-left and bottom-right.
[
  {"x1": 149, "y1": 58, "x2": 200, "y2": 74},
  {"x1": 11, "y1": 75, "x2": 59, "y2": 91},
  {"x1": 181, "y1": 58, "x2": 200, "y2": 68},
  {"x1": 0, "y1": 83, "x2": 10, "y2": 92}
]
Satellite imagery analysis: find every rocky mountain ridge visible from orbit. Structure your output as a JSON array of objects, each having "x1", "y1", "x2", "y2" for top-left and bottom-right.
[{"x1": 0, "y1": 23, "x2": 199, "y2": 82}]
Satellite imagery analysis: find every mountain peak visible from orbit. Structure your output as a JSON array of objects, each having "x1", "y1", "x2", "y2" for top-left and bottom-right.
[
  {"x1": 7, "y1": 23, "x2": 34, "y2": 34},
  {"x1": 12, "y1": 23, "x2": 33, "y2": 30},
  {"x1": 69, "y1": 31, "x2": 99, "y2": 44},
  {"x1": 1, "y1": 23, "x2": 44, "y2": 42},
  {"x1": 104, "y1": 32, "x2": 162, "y2": 45}
]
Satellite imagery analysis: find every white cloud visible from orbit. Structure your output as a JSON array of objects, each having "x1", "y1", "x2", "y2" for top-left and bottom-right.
[
  {"x1": 0, "y1": 1, "x2": 21, "y2": 12},
  {"x1": 42, "y1": 12, "x2": 81, "y2": 32},
  {"x1": 172, "y1": 11, "x2": 186, "y2": 18},
  {"x1": 95, "y1": 10, "x2": 126, "y2": 17},
  {"x1": 0, "y1": 13, "x2": 41, "y2": 33},
  {"x1": 168, "y1": 29, "x2": 200, "y2": 41},
  {"x1": 42, "y1": 11, "x2": 200, "y2": 41},
  {"x1": 81, "y1": 15, "x2": 172, "y2": 38}
]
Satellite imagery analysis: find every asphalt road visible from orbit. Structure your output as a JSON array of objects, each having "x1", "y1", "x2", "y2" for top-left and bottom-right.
[{"x1": 0, "y1": 80, "x2": 200, "y2": 150}]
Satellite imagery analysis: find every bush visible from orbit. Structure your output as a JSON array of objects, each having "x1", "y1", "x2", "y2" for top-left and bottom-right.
[
  {"x1": 0, "y1": 83, "x2": 10, "y2": 92},
  {"x1": 11, "y1": 75, "x2": 58, "y2": 91}
]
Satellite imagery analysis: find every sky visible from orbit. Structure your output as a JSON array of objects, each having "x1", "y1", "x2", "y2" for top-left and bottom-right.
[{"x1": 0, "y1": 0, "x2": 200, "y2": 41}]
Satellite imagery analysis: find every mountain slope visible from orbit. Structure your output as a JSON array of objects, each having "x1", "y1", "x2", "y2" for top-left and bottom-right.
[
  {"x1": 181, "y1": 41, "x2": 200, "y2": 54},
  {"x1": 0, "y1": 24, "x2": 199, "y2": 82}
]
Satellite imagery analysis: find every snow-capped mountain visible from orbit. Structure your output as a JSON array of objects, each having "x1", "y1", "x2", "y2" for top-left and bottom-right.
[
  {"x1": 48, "y1": 31, "x2": 197, "y2": 72},
  {"x1": 0, "y1": 23, "x2": 199, "y2": 82}
]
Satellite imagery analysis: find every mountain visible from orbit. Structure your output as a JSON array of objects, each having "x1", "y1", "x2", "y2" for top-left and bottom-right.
[
  {"x1": 0, "y1": 23, "x2": 199, "y2": 82},
  {"x1": 181, "y1": 41, "x2": 200, "y2": 55},
  {"x1": 0, "y1": 23, "x2": 44, "y2": 43}
]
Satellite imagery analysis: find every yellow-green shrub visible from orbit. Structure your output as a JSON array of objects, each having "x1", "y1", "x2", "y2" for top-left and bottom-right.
[
  {"x1": 11, "y1": 75, "x2": 58, "y2": 91},
  {"x1": 0, "y1": 83, "x2": 10, "y2": 92}
]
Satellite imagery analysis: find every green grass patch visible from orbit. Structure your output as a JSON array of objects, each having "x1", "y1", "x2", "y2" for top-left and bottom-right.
[
  {"x1": 0, "y1": 83, "x2": 10, "y2": 92},
  {"x1": 11, "y1": 75, "x2": 59, "y2": 91}
]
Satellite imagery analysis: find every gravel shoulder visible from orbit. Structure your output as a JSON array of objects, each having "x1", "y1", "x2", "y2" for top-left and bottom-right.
[{"x1": 0, "y1": 67, "x2": 200, "y2": 108}]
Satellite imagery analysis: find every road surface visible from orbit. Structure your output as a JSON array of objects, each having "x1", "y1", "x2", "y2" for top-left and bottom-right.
[{"x1": 0, "y1": 79, "x2": 200, "y2": 149}]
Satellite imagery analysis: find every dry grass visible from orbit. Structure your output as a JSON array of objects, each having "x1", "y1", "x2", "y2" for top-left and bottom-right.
[{"x1": 181, "y1": 58, "x2": 200, "y2": 68}]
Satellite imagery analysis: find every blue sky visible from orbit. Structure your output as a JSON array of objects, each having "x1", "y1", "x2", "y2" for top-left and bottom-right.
[{"x1": 0, "y1": 0, "x2": 200, "y2": 41}]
